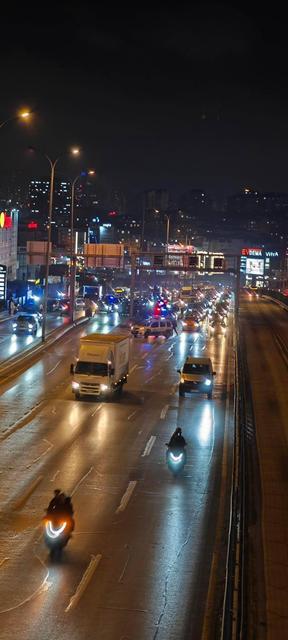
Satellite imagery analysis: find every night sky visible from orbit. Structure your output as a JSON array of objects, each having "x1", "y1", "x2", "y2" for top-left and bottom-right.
[{"x1": 1, "y1": 3, "x2": 288, "y2": 197}]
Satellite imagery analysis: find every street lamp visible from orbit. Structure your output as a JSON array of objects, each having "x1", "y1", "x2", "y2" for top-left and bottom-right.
[
  {"x1": 165, "y1": 214, "x2": 170, "y2": 249},
  {"x1": 28, "y1": 146, "x2": 80, "y2": 341},
  {"x1": 69, "y1": 169, "x2": 95, "y2": 323},
  {"x1": 0, "y1": 109, "x2": 32, "y2": 130}
]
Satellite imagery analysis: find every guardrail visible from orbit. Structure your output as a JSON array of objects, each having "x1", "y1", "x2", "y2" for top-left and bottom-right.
[
  {"x1": 221, "y1": 322, "x2": 267, "y2": 638},
  {"x1": 221, "y1": 331, "x2": 251, "y2": 638}
]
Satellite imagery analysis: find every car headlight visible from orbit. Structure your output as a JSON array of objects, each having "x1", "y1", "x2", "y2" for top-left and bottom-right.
[
  {"x1": 28, "y1": 323, "x2": 33, "y2": 329},
  {"x1": 12, "y1": 323, "x2": 17, "y2": 329},
  {"x1": 72, "y1": 381, "x2": 80, "y2": 390},
  {"x1": 204, "y1": 379, "x2": 212, "y2": 386},
  {"x1": 180, "y1": 377, "x2": 185, "y2": 384},
  {"x1": 100, "y1": 384, "x2": 108, "y2": 391}
]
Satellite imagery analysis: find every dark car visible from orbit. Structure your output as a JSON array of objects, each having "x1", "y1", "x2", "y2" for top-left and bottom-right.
[{"x1": 12, "y1": 313, "x2": 38, "y2": 336}]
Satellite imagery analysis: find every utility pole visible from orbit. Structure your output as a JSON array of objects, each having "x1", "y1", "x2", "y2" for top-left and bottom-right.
[{"x1": 129, "y1": 252, "x2": 137, "y2": 318}]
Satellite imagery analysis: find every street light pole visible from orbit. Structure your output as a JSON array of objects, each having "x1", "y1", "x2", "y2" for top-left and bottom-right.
[
  {"x1": 69, "y1": 175, "x2": 79, "y2": 324},
  {"x1": 0, "y1": 110, "x2": 32, "y2": 130},
  {"x1": 27, "y1": 147, "x2": 80, "y2": 342},
  {"x1": 166, "y1": 215, "x2": 170, "y2": 248},
  {"x1": 42, "y1": 155, "x2": 59, "y2": 342},
  {"x1": 70, "y1": 169, "x2": 94, "y2": 324}
]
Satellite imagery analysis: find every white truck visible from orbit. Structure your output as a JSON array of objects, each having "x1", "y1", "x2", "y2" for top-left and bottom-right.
[{"x1": 71, "y1": 333, "x2": 130, "y2": 400}]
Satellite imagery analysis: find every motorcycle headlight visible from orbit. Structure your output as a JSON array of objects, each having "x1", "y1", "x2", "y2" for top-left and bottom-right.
[
  {"x1": 100, "y1": 384, "x2": 108, "y2": 391},
  {"x1": 204, "y1": 379, "x2": 212, "y2": 386},
  {"x1": 45, "y1": 520, "x2": 67, "y2": 539},
  {"x1": 72, "y1": 381, "x2": 80, "y2": 390},
  {"x1": 170, "y1": 452, "x2": 184, "y2": 462}
]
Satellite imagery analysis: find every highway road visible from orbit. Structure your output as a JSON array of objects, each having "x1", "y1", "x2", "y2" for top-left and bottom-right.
[
  {"x1": 0, "y1": 313, "x2": 234, "y2": 640},
  {"x1": 0, "y1": 311, "x2": 87, "y2": 365},
  {"x1": 240, "y1": 294, "x2": 288, "y2": 639}
]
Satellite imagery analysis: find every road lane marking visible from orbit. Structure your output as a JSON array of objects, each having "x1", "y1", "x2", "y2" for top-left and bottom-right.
[
  {"x1": 13, "y1": 475, "x2": 44, "y2": 510},
  {"x1": 47, "y1": 360, "x2": 61, "y2": 375},
  {"x1": 141, "y1": 435, "x2": 156, "y2": 457},
  {"x1": 118, "y1": 544, "x2": 130, "y2": 583},
  {"x1": 115, "y1": 481, "x2": 137, "y2": 514},
  {"x1": 129, "y1": 364, "x2": 138, "y2": 374},
  {"x1": 91, "y1": 404, "x2": 103, "y2": 416},
  {"x1": 65, "y1": 554, "x2": 102, "y2": 613},
  {"x1": 169, "y1": 384, "x2": 178, "y2": 395},
  {"x1": 0, "y1": 400, "x2": 45, "y2": 442},
  {"x1": 50, "y1": 469, "x2": 60, "y2": 482},
  {"x1": 26, "y1": 439, "x2": 54, "y2": 469},
  {"x1": 160, "y1": 404, "x2": 169, "y2": 419},
  {"x1": 0, "y1": 558, "x2": 9, "y2": 569},
  {"x1": 128, "y1": 410, "x2": 138, "y2": 421},
  {"x1": 71, "y1": 466, "x2": 94, "y2": 496}
]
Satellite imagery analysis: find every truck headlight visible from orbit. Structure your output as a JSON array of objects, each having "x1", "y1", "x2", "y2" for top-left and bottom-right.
[
  {"x1": 72, "y1": 381, "x2": 80, "y2": 390},
  {"x1": 204, "y1": 379, "x2": 212, "y2": 386},
  {"x1": 100, "y1": 384, "x2": 108, "y2": 391}
]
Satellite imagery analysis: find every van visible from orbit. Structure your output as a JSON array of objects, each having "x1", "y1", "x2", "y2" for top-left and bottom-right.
[{"x1": 178, "y1": 356, "x2": 216, "y2": 399}]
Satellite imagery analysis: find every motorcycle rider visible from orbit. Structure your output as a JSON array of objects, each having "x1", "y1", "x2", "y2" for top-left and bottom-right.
[
  {"x1": 46, "y1": 489, "x2": 75, "y2": 531},
  {"x1": 168, "y1": 427, "x2": 187, "y2": 449}
]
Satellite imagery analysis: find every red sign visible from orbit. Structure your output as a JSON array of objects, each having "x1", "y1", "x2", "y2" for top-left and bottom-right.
[
  {"x1": 0, "y1": 212, "x2": 12, "y2": 229},
  {"x1": 242, "y1": 247, "x2": 262, "y2": 257},
  {"x1": 27, "y1": 221, "x2": 38, "y2": 229}
]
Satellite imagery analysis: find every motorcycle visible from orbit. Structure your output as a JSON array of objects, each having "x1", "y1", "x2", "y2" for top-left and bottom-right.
[
  {"x1": 44, "y1": 515, "x2": 74, "y2": 558},
  {"x1": 166, "y1": 445, "x2": 186, "y2": 476}
]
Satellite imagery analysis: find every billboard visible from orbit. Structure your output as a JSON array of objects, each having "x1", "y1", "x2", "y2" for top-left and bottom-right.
[{"x1": 246, "y1": 258, "x2": 264, "y2": 275}]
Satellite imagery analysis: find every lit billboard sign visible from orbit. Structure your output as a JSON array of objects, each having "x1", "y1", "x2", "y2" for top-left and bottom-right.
[
  {"x1": 242, "y1": 247, "x2": 262, "y2": 257},
  {"x1": 246, "y1": 258, "x2": 264, "y2": 275},
  {"x1": 0, "y1": 264, "x2": 7, "y2": 301},
  {"x1": 0, "y1": 212, "x2": 12, "y2": 229}
]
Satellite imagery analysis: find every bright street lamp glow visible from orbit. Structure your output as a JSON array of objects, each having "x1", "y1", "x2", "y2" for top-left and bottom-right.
[
  {"x1": 71, "y1": 147, "x2": 80, "y2": 155},
  {"x1": 19, "y1": 111, "x2": 31, "y2": 119},
  {"x1": 88, "y1": 169, "x2": 95, "y2": 175}
]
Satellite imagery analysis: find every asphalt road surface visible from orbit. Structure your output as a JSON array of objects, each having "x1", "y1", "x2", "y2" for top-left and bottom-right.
[
  {"x1": 0, "y1": 313, "x2": 234, "y2": 640},
  {"x1": 240, "y1": 294, "x2": 288, "y2": 639}
]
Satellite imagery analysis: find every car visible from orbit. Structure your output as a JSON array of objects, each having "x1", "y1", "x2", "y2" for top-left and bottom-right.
[
  {"x1": 130, "y1": 320, "x2": 150, "y2": 337},
  {"x1": 178, "y1": 356, "x2": 216, "y2": 399},
  {"x1": 143, "y1": 318, "x2": 174, "y2": 339},
  {"x1": 21, "y1": 306, "x2": 43, "y2": 325},
  {"x1": 181, "y1": 316, "x2": 200, "y2": 332},
  {"x1": 12, "y1": 313, "x2": 38, "y2": 336}
]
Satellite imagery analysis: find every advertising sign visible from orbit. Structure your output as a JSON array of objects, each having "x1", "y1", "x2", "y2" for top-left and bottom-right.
[
  {"x1": 0, "y1": 264, "x2": 7, "y2": 301},
  {"x1": 246, "y1": 258, "x2": 264, "y2": 275}
]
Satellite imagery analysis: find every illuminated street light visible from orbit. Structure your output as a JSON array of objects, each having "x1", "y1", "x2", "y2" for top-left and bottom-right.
[
  {"x1": 0, "y1": 108, "x2": 32, "y2": 130},
  {"x1": 70, "y1": 168, "x2": 96, "y2": 323},
  {"x1": 28, "y1": 147, "x2": 81, "y2": 341}
]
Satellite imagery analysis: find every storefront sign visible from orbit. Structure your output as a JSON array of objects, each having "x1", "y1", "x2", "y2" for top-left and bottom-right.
[{"x1": 0, "y1": 212, "x2": 12, "y2": 229}]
